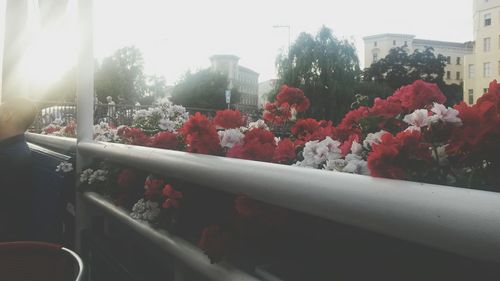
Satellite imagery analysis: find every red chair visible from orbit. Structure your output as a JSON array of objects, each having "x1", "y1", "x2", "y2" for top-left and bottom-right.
[{"x1": 0, "y1": 241, "x2": 84, "y2": 281}]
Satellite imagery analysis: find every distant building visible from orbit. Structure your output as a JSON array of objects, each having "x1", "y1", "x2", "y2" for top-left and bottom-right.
[
  {"x1": 258, "y1": 79, "x2": 278, "y2": 108},
  {"x1": 464, "y1": 0, "x2": 500, "y2": 104},
  {"x1": 209, "y1": 55, "x2": 259, "y2": 111},
  {"x1": 363, "y1": 34, "x2": 473, "y2": 86}
]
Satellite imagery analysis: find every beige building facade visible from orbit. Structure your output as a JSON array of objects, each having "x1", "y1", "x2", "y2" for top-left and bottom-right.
[
  {"x1": 363, "y1": 34, "x2": 473, "y2": 86},
  {"x1": 209, "y1": 55, "x2": 259, "y2": 110},
  {"x1": 464, "y1": 0, "x2": 500, "y2": 104}
]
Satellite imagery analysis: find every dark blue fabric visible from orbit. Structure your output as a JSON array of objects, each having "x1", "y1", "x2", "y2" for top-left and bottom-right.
[{"x1": 0, "y1": 134, "x2": 34, "y2": 241}]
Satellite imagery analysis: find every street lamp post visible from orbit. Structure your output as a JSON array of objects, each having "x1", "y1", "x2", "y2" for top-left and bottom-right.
[{"x1": 273, "y1": 25, "x2": 290, "y2": 53}]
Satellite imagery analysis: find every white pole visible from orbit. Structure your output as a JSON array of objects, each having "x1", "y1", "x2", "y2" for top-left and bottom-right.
[
  {"x1": 0, "y1": 0, "x2": 6, "y2": 102},
  {"x1": 75, "y1": 0, "x2": 94, "y2": 252}
]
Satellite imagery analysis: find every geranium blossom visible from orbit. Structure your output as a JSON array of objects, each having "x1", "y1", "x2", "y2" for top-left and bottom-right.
[
  {"x1": 55, "y1": 162, "x2": 73, "y2": 173},
  {"x1": 294, "y1": 137, "x2": 342, "y2": 168},
  {"x1": 218, "y1": 129, "x2": 245, "y2": 149},
  {"x1": 275, "y1": 85, "x2": 310, "y2": 112},
  {"x1": 213, "y1": 110, "x2": 245, "y2": 129},
  {"x1": 403, "y1": 109, "x2": 430, "y2": 128},
  {"x1": 130, "y1": 199, "x2": 161, "y2": 223},
  {"x1": 429, "y1": 103, "x2": 462, "y2": 126}
]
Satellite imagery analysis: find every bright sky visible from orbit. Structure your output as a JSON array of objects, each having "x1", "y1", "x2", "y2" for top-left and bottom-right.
[
  {"x1": 1, "y1": 0, "x2": 474, "y2": 89},
  {"x1": 93, "y1": 0, "x2": 473, "y2": 85}
]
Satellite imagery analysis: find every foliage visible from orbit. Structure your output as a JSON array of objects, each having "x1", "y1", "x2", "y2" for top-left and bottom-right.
[
  {"x1": 170, "y1": 69, "x2": 241, "y2": 110},
  {"x1": 94, "y1": 46, "x2": 169, "y2": 105},
  {"x1": 363, "y1": 47, "x2": 447, "y2": 90},
  {"x1": 276, "y1": 26, "x2": 361, "y2": 122},
  {"x1": 352, "y1": 81, "x2": 393, "y2": 108}
]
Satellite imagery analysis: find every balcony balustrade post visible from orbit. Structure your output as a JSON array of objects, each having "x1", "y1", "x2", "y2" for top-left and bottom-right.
[{"x1": 75, "y1": 0, "x2": 94, "y2": 253}]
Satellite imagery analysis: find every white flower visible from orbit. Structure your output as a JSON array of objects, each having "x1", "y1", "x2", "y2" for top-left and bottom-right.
[
  {"x1": 218, "y1": 129, "x2": 245, "y2": 149},
  {"x1": 403, "y1": 109, "x2": 430, "y2": 128},
  {"x1": 363, "y1": 130, "x2": 388, "y2": 150},
  {"x1": 342, "y1": 154, "x2": 370, "y2": 175},
  {"x1": 55, "y1": 162, "x2": 73, "y2": 173},
  {"x1": 133, "y1": 109, "x2": 151, "y2": 119},
  {"x1": 158, "y1": 118, "x2": 177, "y2": 132},
  {"x1": 430, "y1": 103, "x2": 462, "y2": 126},
  {"x1": 130, "y1": 199, "x2": 161, "y2": 223},
  {"x1": 88, "y1": 169, "x2": 108, "y2": 185},
  {"x1": 431, "y1": 144, "x2": 449, "y2": 166},
  {"x1": 404, "y1": 125, "x2": 421, "y2": 132},
  {"x1": 80, "y1": 169, "x2": 94, "y2": 183},
  {"x1": 248, "y1": 120, "x2": 269, "y2": 130},
  {"x1": 350, "y1": 141, "x2": 364, "y2": 156},
  {"x1": 295, "y1": 137, "x2": 341, "y2": 168}
]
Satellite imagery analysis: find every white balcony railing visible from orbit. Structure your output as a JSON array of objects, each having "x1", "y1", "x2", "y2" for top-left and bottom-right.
[{"x1": 26, "y1": 132, "x2": 500, "y2": 265}]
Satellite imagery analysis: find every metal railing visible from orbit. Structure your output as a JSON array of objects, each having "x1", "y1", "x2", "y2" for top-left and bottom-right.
[
  {"x1": 25, "y1": 133, "x2": 500, "y2": 264},
  {"x1": 31, "y1": 101, "x2": 260, "y2": 132}
]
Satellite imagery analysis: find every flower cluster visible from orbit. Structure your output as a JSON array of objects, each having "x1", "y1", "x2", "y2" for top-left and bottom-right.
[
  {"x1": 55, "y1": 162, "x2": 74, "y2": 173},
  {"x1": 76, "y1": 80, "x2": 500, "y2": 263},
  {"x1": 80, "y1": 168, "x2": 108, "y2": 185},
  {"x1": 41, "y1": 120, "x2": 76, "y2": 138},
  {"x1": 133, "y1": 98, "x2": 188, "y2": 134},
  {"x1": 263, "y1": 85, "x2": 310, "y2": 125}
]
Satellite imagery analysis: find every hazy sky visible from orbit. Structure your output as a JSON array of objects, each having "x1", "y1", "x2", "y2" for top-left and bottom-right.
[
  {"x1": 93, "y1": 0, "x2": 474, "y2": 84},
  {"x1": 93, "y1": 1, "x2": 472, "y2": 84}
]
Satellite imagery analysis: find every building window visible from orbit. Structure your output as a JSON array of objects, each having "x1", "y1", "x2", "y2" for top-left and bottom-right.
[
  {"x1": 484, "y1": 62, "x2": 491, "y2": 77},
  {"x1": 456, "y1": 57, "x2": 461, "y2": 65},
  {"x1": 484, "y1": 37, "x2": 491, "y2": 52},
  {"x1": 374, "y1": 41, "x2": 377, "y2": 47},
  {"x1": 446, "y1": 56, "x2": 451, "y2": 64},
  {"x1": 393, "y1": 40, "x2": 396, "y2": 46},
  {"x1": 484, "y1": 13, "x2": 491, "y2": 26},
  {"x1": 446, "y1": 71, "x2": 451, "y2": 80},
  {"x1": 468, "y1": 89, "x2": 474, "y2": 104},
  {"x1": 456, "y1": 71, "x2": 461, "y2": 80},
  {"x1": 373, "y1": 53, "x2": 378, "y2": 62},
  {"x1": 468, "y1": 64, "x2": 475, "y2": 78}
]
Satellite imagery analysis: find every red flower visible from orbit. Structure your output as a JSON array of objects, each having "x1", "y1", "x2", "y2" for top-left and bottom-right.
[
  {"x1": 213, "y1": 110, "x2": 245, "y2": 129},
  {"x1": 144, "y1": 176, "x2": 164, "y2": 200},
  {"x1": 117, "y1": 168, "x2": 138, "y2": 189},
  {"x1": 198, "y1": 225, "x2": 231, "y2": 263},
  {"x1": 149, "y1": 131, "x2": 179, "y2": 150},
  {"x1": 447, "y1": 81, "x2": 500, "y2": 165},
  {"x1": 276, "y1": 85, "x2": 310, "y2": 112},
  {"x1": 227, "y1": 128, "x2": 277, "y2": 162},
  {"x1": 243, "y1": 128, "x2": 276, "y2": 144},
  {"x1": 161, "y1": 184, "x2": 183, "y2": 209},
  {"x1": 389, "y1": 80, "x2": 446, "y2": 111},
  {"x1": 291, "y1": 118, "x2": 320, "y2": 139},
  {"x1": 273, "y1": 138, "x2": 296, "y2": 164},
  {"x1": 367, "y1": 130, "x2": 431, "y2": 179},
  {"x1": 181, "y1": 113, "x2": 222, "y2": 155},
  {"x1": 263, "y1": 102, "x2": 292, "y2": 125},
  {"x1": 118, "y1": 126, "x2": 149, "y2": 146}
]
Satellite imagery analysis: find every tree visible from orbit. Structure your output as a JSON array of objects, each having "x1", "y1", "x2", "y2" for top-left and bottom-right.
[
  {"x1": 364, "y1": 47, "x2": 446, "y2": 89},
  {"x1": 275, "y1": 26, "x2": 361, "y2": 122},
  {"x1": 94, "y1": 46, "x2": 147, "y2": 104},
  {"x1": 364, "y1": 46, "x2": 463, "y2": 106},
  {"x1": 170, "y1": 69, "x2": 241, "y2": 110}
]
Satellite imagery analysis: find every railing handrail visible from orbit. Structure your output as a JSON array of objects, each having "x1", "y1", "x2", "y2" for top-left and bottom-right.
[
  {"x1": 84, "y1": 192, "x2": 260, "y2": 281},
  {"x1": 27, "y1": 134, "x2": 500, "y2": 263},
  {"x1": 26, "y1": 133, "x2": 77, "y2": 152}
]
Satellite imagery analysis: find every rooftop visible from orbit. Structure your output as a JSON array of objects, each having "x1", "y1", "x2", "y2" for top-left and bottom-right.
[
  {"x1": 413, "y1": 39, "x2": 473, "y2": 49},
  {"x1": 363, "y1": 33, "x2": 416, "y2": 40}
]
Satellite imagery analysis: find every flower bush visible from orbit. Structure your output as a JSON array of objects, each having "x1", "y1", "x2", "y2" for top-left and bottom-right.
[{"x1": 71, "y1": 80, "x2": 500, "y2": 262}]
